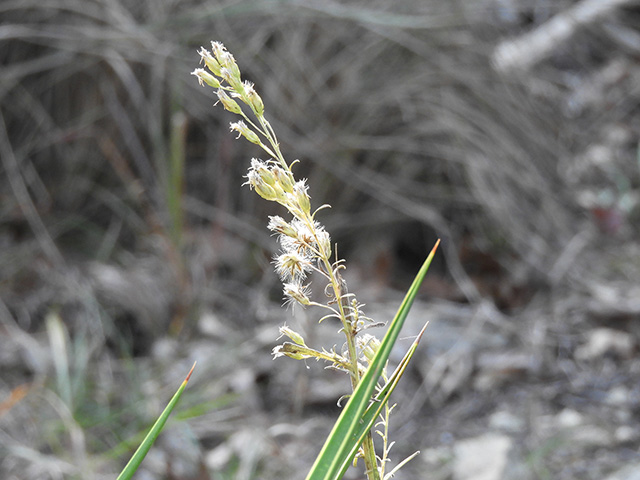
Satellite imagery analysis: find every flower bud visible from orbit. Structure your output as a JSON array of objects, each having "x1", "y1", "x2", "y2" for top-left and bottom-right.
[
  {"x1": 210, "y1": 41, "x2": 226, "y2": 58},
  {"x1": 230, "y1": 121, "x2": 260, "y2": 145},
  {"x1": 244, "y1": 164, "x2": 278, "y2": 201},
  {"x1": 211, "y1": 42, "x2": 237, "y2": 76},
  {"x1": 316, "y1": 229, "x2": 331, "y2": 257},
  {"x1": 215, "y1": 50, "x2": 242, "y2": 86},
  {"x1": 272, "y1": 343, "x2": 312, "y2": 360},
  {"x1": 273, "y1": 167, "x2": 294, "y2": 193},
  {"x1": 228, "y1": 61, "x2": 242, "y2": 85},
  {"x1": 216, "y1": 89, "x2": 242, "y2": 115},
  {"x1": 248, "y1": 158, "x2": 276, "y2": 186},
  {"x1": 191, "y1": 68, "x2": 220, "y2": 88},
  {"x1": 254, "y1": 182, "x2": 278, "y2": 201},
  {"x1": 294, "y1": 180, "x2": 311, "y2": 215},
  {"x1": 283, "y1": 282, "x2": 312, "y2": 307},
  {"x1": 220, "y1": 68, "x2": 245, "y2": 97},
  {"x1": 198, "y1": 47, "x2": 222, "y2": 76},
  {"x1": 268, "y1": 216, "x2": 297, "y2": 237},
  {"x1": 245, "y1": 82, "x2": 264, "y2": 116},
  {"x1": 279, "y1": 325, "x2": 306, "y2": 346},
  {"x1": 360, "y1": 335, "x2": 381, "y2": 364}
]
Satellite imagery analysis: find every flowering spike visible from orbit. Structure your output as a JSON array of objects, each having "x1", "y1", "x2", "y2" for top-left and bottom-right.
[{"x1": 192, "y1": 42, "x2": 396, "y2": 479}]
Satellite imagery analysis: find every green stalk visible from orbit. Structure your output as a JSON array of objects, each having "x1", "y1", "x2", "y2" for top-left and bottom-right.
[{"x1": 167, "y1": 111, "x2": 186, "y2": 249}]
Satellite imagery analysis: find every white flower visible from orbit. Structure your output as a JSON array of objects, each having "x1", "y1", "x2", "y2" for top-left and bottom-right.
[
  {"x1": 268, "y1": 216, "x2": 296, "y2": 237},
  {"x1": 283, "y1": 282, "x2": 312, "y2": 308},
  {"x1": 274, "y1": 251, "x2": 312, "y2": 282}
]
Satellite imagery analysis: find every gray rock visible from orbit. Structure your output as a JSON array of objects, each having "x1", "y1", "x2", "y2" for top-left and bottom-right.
[
  {"x1": 453, "y1": 433, "x2": 513, "y2": 480},
  {"x1": 604, "y1": 462, "x2": 640, "y2": 480},
  {"x1": 575, "y1": 328, "x2": 635, "y2": 361},
  {"x1": 489, "y1": 410, "x2": 525, "y2": 434}
]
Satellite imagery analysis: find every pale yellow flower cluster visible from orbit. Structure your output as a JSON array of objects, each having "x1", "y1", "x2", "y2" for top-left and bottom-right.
[
  {"x1": 192, "y1": 42, "x2": 337, "y2": 314},
  {"x1": 193, "y1": 41, "x2": 395, "y2": 480}
]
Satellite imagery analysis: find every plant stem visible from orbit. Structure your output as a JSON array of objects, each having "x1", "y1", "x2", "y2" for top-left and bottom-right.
[{"x1": 320, "y1": 256, "x2": 381, "y2": 480}]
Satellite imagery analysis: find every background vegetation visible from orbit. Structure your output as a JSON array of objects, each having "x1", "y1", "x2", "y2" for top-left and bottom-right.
[{"x1": 1, "y1": 1, "x2": 640, "y2": 479}]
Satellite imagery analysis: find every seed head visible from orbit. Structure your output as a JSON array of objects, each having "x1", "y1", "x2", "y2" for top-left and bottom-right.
[{"x1": 286, "y1": 219, "x2": 321, "y2": 254}]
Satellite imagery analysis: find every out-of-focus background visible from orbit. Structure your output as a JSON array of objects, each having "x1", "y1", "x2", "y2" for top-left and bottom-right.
[{"x1": 2, "y1": 0, "x2": 640, "y2": 479}]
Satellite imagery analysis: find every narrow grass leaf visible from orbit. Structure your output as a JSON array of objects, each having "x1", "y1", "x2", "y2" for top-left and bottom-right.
[
  {"x1": 305, "y1": 240, "x2": 440, "y2": 480},
  {"x1": 116, "y1": 362, "x2": 196, "y2": 480}
]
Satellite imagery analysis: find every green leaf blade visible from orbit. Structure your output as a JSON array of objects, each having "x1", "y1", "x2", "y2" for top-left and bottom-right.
[
  {"x1": 305, "y1": 240, "x2": 440, "y2": 480},
  {"x1": 335, "y1": 322, "x2": 429, "y2": 479},
  {"x1": 116, "y1": 362, "x2": 196, "y2": 480}
]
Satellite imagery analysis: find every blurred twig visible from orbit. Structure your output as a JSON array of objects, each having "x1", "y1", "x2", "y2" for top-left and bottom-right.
[
  {"x1": 493, "y1": 0, "x2": 635, "y2": 73},
  {"x1": 0, "y1": 112, "x2": 64, "y2": 267}
]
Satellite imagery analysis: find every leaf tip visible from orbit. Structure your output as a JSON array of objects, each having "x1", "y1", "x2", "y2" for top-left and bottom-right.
[
  {"x1": 185, "y1": 361, "x2": 197, "y2": 383},
  {"x1": 416, "y1": 322, "x2": 429, "y2": 343}
]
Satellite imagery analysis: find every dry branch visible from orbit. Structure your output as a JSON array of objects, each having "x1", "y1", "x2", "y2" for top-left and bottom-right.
[{"x1": 492, "y1": 0, "x2": 635, "y2": 73}]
